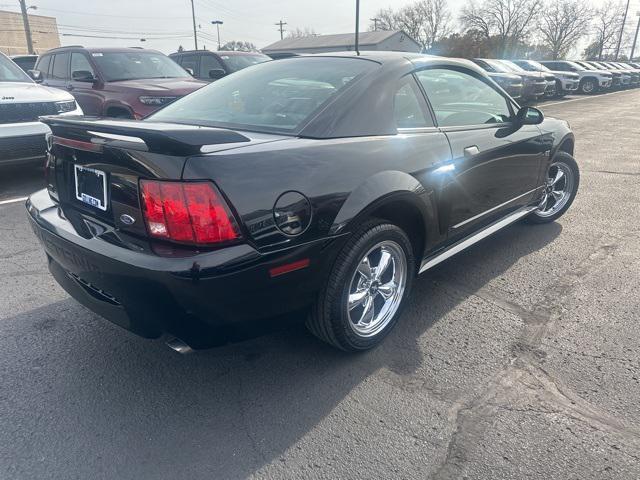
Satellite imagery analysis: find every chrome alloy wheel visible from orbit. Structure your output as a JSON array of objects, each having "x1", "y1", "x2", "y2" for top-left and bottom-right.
[
  {"x1": 346, "y1": 240, "x2": 407, "y2": 337},
  {"x1": 535, "y1": 161, "x2": 574, "y2": 218}
]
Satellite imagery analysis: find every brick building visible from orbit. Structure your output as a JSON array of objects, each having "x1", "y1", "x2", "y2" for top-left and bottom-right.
[{"x1": 0, "y1": 10, "x2": 60, "y2": 55}]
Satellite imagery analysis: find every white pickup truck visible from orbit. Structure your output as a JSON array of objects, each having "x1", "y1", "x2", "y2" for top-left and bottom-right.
[{"x1": 0, "y1": 51, "x2": 82, "y2": 166}]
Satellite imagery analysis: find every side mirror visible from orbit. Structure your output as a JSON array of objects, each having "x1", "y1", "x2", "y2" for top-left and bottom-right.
[
  {"x1": 516, "y1": 106, "x2": 544, "y2": 125},
  {"x1": 28, "y1": 69, "x2": 42, "y2": 82},
  {"x1": 72, "y1": 70, "x2": 96, "y2": 82},
  {"x1": 184, "y1": 67, "x2": 194, "y2": 76},
  {"x1": 209, "y1": 68, "x2": 226, "y2": 80}
]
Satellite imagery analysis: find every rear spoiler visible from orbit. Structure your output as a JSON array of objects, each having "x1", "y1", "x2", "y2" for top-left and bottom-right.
[{"x1": 40, "y1": 116, "x2": 250, "y2": 155}]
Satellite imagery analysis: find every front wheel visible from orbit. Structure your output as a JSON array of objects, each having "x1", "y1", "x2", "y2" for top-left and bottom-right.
[
  {"x1": 526, "y1": 151, "x2": 580, "y2": 224},
  {"x1": 306, "y1": 221, "x2": 415, "y2": 351},
  {"x1": 579, "y1": 78, "x2": 597, "y2": 94}
]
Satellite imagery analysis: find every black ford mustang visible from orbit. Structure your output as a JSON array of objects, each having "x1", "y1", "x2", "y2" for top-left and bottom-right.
[{"x1": 27, "y1": 52, "x2": 579, "y2": 352}]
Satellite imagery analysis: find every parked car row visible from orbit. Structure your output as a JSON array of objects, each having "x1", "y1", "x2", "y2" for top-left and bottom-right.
[{"x1": 472, "y1": 57, "x2": 640, "y2": 101}]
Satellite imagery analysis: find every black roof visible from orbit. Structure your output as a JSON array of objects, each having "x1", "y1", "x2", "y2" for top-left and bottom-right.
[{"x1": 170, "y1": 50, "x2": 268, "y2": 57}]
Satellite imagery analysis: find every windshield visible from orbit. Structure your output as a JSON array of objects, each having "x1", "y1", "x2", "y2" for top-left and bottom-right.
[
  {"x1": 479, "y1": 59, "x2": 512, "y2": 73},
  {"x1": 91, "y1": 51, "x2": 190, "y2": 82},
  {"x1": 497, "y1": 60, "x2": 526, "y2": 73},
  {"x1": 149, "y1": 57, "x2": 376, "y2": 134},
  {"x1": 578, "y1": 62, "x2": 596, "y2": 70},
  {"x1": 565, "y1": 61, "x2": 585, "y2": 71},
  {"x1": 527, "y1": 60, "x2": 550, "y2": 72},
  {"x1": 220, "y1": 54, "x2": 270, "y2": 73},
  {"x1": 0, "y1": 54, "x2": 32, "y2": 83}
]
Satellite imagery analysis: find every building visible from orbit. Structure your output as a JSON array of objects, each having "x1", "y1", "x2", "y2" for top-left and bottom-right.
[
  {"x1": 0, "y1": 10, "x2": 60, "y2": 56},
  {"x1": 262, "y1": 31, "x2": 422, "y2": 56}
]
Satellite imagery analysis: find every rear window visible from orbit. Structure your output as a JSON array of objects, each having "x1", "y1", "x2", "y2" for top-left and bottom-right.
[
  {"x1": 220, "y1": 54, "x2": 270, "y2": 72},
  {"x1": 149, "y1": 57, "x2": 377, "y2": 134}
]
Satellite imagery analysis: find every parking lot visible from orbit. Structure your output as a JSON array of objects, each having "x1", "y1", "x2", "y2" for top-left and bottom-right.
[{"x1": 0, "y1": 88, "x2": 639, "y2": 479}]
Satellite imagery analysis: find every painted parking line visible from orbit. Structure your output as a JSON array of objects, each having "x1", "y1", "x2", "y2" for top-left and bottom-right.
[
  {"x1": 540, "y1": 88, "x2": 639, "y2": 108},
  {"x1": 0, "y1": 196, "x2": 28, "y2": 206}
]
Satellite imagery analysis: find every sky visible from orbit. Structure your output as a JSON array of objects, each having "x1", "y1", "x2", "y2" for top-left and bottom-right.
[
  {"x1": 0, "y1": 0, "x2": 460, "y2": 53},
  {"x1": 1, "y1": 0, "x2": 636, "y2": 55}
]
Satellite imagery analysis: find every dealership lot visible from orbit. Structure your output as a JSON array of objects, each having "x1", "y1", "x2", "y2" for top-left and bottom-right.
[{"x1": 1, "y1": 89, "x2": 639, "y2": 479}]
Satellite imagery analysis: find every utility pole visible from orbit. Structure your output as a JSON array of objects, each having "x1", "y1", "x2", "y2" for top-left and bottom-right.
[
  {"x1": 190, "y1": 0, "x2": 198, "y2": 50},
  {"x1": 18, "y1": 0, "x2": 34, "y2": 55},
  {"x1": 631, "y1": 12, "x2": 640, "y2": 61},
  {"x1": 615, "y1": 0, "x2": 631, "y2": 60},
  {"x1": 355, "y1": 0, "x2": 360, "y2": 55},
  {"x1": 370, "y1": 18, "x2": 380, "y2": 31},
  {"x1": 275, "y1": 20, "x2": 287, "y2": 40}
]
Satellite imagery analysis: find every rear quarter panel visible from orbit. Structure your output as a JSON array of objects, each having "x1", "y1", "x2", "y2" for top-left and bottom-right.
[{"x1": 183, "y1": 133, "x2": 452, "y2": 253}]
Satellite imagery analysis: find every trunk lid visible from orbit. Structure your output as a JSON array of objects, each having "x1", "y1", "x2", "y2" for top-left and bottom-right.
[{"x1": 40, "y1": 116, "x2": 287, "y2": 241}]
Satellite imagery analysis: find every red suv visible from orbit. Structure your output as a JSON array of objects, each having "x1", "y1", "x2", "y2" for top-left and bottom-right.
[{"x1": 33, "y1": 47, "x2": 207, "y2": 119}]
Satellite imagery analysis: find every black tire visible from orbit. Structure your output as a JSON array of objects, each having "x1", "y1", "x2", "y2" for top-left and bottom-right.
[
  {"x1": 306, "y1": 220, "x2": 415, "y2": 352},
  {"x1": 579, "y1": 78, "x2": 597, "y2": 94},
  {"x1": 526, "y1": 151, "x2": 580, "y2": 224}
]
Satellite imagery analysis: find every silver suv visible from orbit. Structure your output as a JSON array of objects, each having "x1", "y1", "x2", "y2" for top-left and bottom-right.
[
  {"x1": 0, "y1": 51, "x2": 82, "y2": 166},
  {"x1": 541, "y1": 60, "x2": 612, "y2": 94}
]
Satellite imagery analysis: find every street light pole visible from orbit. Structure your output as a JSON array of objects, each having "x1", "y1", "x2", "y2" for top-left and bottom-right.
[
  {"x1": 615, "y1": 0, "x2": 631, "y2": 60},
  {"x1": 211, "y1": 20, "x2": 223, "y2": 50},
  {"x1": 190, "y1": 0, "x2": 198, "y2": 50},
  {"x1": 355, "y1": 0, "x2": 360, "y2": 55},
  {"x1": 18, "y1": 0, "x2": 34, "y2": 54},
  {"x1": 631, "y1": 13, "x2": 640, "y2": 61}
]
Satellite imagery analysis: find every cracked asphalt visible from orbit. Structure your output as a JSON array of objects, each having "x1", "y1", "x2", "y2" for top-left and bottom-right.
[{"x1": 1, "y1": 89, "x2": 639, "y2": 479}]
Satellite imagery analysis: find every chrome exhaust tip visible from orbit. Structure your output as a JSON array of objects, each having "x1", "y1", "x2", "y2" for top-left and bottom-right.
[{"x1": 166, "y1": 337, "x2": 194, "y2": 354}]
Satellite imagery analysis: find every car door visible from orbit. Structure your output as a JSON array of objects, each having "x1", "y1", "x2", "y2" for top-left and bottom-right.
[
  {"x1": 200, "y1": 53, "x2": 225, "y2": 81},
  {"x1": 179, "y1": 54, "x2": 200, "y2": 78},
  {"x1": 415, "y1": 67, "x2": 545, "y2": 240},
  {"x1": 68, "y1": 52, "x2": 101, "y2": 115},
  {"x1": 45, "y1": 52, "x2": 70, "y2": 91}
]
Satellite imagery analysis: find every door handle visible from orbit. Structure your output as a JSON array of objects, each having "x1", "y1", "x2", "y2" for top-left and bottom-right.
[{"x1": 463, "y1": 145, "x2": 480, "y2": 157}]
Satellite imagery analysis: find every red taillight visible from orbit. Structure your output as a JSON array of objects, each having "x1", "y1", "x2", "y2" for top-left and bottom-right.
[{"x1": 139, "y1": 180, "x2": 241, "y2": 245}]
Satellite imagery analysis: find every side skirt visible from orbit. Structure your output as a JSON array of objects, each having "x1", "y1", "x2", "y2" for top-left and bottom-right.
[{"x1": 418, "y1": 205, "x2": 538, "y2": 274}]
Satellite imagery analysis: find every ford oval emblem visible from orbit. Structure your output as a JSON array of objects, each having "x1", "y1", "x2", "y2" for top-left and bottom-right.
[{"x1": 120, "y1": 214, "x2": 136, "y2": 225}]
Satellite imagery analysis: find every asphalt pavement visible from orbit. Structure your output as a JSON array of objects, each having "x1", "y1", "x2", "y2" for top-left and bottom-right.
[{"x1": 1, "y1": 89, "x2": 639, "y2": 479}]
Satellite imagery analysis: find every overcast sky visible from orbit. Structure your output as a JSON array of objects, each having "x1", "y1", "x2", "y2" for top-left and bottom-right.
[
  {"x1": 2, "y1": 0, "x2": 462, "y2": 53},
  {"x1": 1, "y1": 0, "x2": 634, "y2": 54}
]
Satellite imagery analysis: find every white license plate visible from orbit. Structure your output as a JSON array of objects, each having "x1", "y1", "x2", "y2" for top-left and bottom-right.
[{"x1": 74, "y1": 165, "x2": 107, "y2": 211}]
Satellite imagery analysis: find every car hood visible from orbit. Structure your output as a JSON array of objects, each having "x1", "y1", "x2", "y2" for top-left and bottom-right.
[
  {"x1": 0, "y1": 81, "x2": 75, "y2": 103},
  {"x1": 106, "y1": 77, "x2": 207, "y2": 94},
  {"x1": 549, "y1": 70, "x2": 579, "y2": 80},
  {"x1": 489, "y1": 72, "x2": 522, "y2": 81},
  {"x1": 518, "y1": 72, "x2": 546, "y2": 81}
]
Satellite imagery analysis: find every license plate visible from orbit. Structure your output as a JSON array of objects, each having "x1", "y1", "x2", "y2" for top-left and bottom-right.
[{"x1": 74, "y1": 165, "x2": 107, "y2": 211}]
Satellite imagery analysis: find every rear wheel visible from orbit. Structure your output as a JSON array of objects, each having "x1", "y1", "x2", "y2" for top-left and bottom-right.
[
  {"x1": 526, "y1": 152, "x2": 579, "y2": 224},
  {"x1": 306, "y1": 221, "x2": 415, "y2": 351}
]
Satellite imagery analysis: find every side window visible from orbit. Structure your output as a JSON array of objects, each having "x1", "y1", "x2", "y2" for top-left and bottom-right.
[
  {"x1": 200, "y1": 54, "x2": 224, "y2": 78},
  {"x1": 70, "y1": 53, "x2": 95, "y2": 78},
  {"x1": 36, "y1": 55, "x2": 51, "y2": 78},
  {"x1": 51, "y1": 52, "x2": 70, "y2": 80},
  {"x1": 179, "y1": 54, "x2": 199, "y2": 76},
  {"x1": 393, "y1": 79, "x2": 432, "y2": 129},
  {"x1": 415, "y1": 68, "x2": 512, "y2": 127}
]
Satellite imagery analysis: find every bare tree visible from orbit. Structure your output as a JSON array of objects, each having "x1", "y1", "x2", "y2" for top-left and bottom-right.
[
  {"x1": 461, "y1": 0, "x2": 542, "y2": 56},
  {"x1": 220, "y1": 41, "x2": 258, "y2": 52},
  {"x1": 369, "y1": 0, "x2": 452, "y2": 51},
  {"x1": 589, "y1": 0, "x2": 625, "y2": 60},
  {"x1": 537, "y1": 0, "x2": 593, "y2": 59},
  {"x1": 287, "y1": 27, "x2": 318, "y2": 39}
]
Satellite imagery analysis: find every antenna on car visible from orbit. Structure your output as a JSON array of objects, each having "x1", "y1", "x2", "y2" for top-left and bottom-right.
[{"x1": 355, "y1": 0, "x2": 360, "y2": 55}]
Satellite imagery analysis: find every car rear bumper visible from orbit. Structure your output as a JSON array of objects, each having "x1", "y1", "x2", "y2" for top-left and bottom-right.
[{"x1": 27, "y1": 189, "x2": 343, "y2": 347}]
